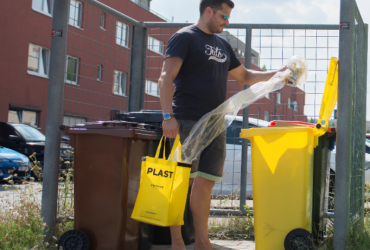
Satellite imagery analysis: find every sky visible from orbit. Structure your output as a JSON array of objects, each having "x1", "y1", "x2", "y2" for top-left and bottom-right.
[{"x1": 150, "y1": 0, "x2": 370, "y2": 120}]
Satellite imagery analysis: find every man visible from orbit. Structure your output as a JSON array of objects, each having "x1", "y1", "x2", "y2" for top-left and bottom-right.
[{"x1": 159, "y1": 1, "x2": 287, "y2": 249}]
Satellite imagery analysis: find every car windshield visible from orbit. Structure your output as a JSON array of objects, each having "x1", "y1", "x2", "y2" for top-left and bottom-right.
[{"x1": 13, "y1": 124, "x2": 45, "y2": 142}]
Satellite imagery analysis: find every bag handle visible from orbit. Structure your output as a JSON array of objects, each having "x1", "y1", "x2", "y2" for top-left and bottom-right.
[
  {"x1": 169, "y1": 134, "x2": 180, "y2": 161},
  {"x1": 155, "y1": 136, "x2": 166, "y2": 159},
  {"x1": 154, "y1": 135, "x2": 180, "y2": 161}
]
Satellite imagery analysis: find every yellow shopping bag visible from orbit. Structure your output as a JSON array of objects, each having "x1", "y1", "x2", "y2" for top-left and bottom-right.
[{"x1": 131, "y1": 135, "x2": 192, "y2": 226}]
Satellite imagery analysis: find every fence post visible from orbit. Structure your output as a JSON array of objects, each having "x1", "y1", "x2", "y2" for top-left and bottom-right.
[
  {"x1": 359, "y1": 23, "x2": 368, "y2": 229},
  {"x1": 41, "y1": 0, "x2": 70, "y2": 240},
  {"x1": 334, "y1": 0, "x2": 355, "y2": 249},
  {"x1": 129, "y1": 22, "x2": 147, "y2": 111},
  {"x1": 240, "y1": 27, "x2": 252, "y2": 212}
]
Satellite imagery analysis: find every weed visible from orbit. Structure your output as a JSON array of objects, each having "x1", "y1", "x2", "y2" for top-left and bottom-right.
[
  {"x1": 208, "y1": 206, "x2": 254, "y2": 240},
  {"x1": 0, "y1": 151, "x2": 75, "y2": 249}
]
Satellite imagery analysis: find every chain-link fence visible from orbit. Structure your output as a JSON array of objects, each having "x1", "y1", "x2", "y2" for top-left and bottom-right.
[{"x1": 41, "y1": 0, "x2": 367, "y2": 246}]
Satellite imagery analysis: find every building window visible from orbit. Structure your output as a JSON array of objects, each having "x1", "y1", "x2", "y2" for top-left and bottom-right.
[
  {"x1": 145, "y1": 80, "x2": 159, "y2": 97},
  {"x1": 113, "y1": 70, "x2": 127, "y2": 96},
  {"x1": 288, "y1": 98, "x2": 297, "y2": 111},
  {"x1": 69, "y1": 0, "x2": 82, "y2": 28},
  {"x1": 148, "y1": 36, "x2": 164, "y2": 55},
  {"x1": 8, "y1": 110, "x2": 39, "y2": 127},
  {"x1": 276, "y1": 92, "x2": 281, "y2": 104},
  {"x1": 97, "y1": 65, "x2": 102, "y2": 81},
  {"x1": 32, "y1": 0, "x2": 54, "y2": 16},
  {"x1": 264, "y1": 111, "x2": 269, "y2": 122},
  {"x1": 293, "y1": 101, "x2": 298, "y2": 111},
  {"x1": 66, "y1": 56, "x2": 79, "y2": 85},
  {"x1": 27, "y1": 44, "x2": 50, "y2": 77},
  {"x1": 265, "y1": 93, "x2": 270, "y2": 99},
  {"x1": 116, "y1": 21, "x2": 129, "y2": 47},
  {"x1": 63, "y1": 115, "x2": 87, "y2": 126},
  {"x1": 100, "y1": 12, "x2": 106, "y2": 29}
]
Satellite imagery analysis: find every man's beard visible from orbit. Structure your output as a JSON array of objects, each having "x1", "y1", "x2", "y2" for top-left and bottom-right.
[{"x1": 206, "y1": 19, "x2": 224, "y2": 34}]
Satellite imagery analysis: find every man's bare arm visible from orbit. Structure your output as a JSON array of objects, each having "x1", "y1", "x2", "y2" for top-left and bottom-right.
[
  {"x1": 158, "y1": 57, "x2": 183, "y2": 138},
  {"x1": 228, "y1": 65, "x2": 287, "y2": 86}
]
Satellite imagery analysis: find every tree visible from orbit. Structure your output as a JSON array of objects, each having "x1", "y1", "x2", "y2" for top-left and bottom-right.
[{"x1": 262, "y1": 64, "x2": 267, "y2": 71}]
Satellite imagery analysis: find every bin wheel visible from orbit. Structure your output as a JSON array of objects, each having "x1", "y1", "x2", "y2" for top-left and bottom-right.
[
  {"x1": 284, "y1": 229, "x2": 313, "y2": 250},
  {"x1": 58, "y1": 230, "x2": 90, "y2": 250}
]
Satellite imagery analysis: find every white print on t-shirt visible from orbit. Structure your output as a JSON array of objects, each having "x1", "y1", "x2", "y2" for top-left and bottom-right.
[{"x1": 205, "y1": 45, "x2": 227, "y2": 63}]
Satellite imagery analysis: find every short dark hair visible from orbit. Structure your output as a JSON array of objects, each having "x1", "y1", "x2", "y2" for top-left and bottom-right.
[{"x1": 199, "y1": 0, "x2": 235, "y2": 15}]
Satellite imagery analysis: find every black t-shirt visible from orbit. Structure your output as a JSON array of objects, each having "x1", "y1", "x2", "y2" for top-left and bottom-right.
[{"x1": 165, "y1": 25, "x2": 241, "y2": 121}]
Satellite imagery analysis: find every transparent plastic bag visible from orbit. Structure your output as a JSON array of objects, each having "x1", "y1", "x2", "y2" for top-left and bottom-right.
[{"x1": 174, "y1": 55, "x2": 308, "y2": 164}]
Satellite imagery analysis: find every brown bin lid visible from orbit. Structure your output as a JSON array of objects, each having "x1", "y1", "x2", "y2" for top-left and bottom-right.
[{"x1": 61, "y1": 121, "x2": 159, "y2": 140}]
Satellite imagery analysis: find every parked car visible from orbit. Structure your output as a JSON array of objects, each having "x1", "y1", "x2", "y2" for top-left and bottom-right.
[
  {"x1": 0, "y1": 123, "x2": 73, "y2": 174},
  {"x1": 213, "y1": 115, "x2": 268, "y2": 198},
  {"x1": 0, "y1": 145, "x2": 31, "y2": 180},
  {"x1": 213, "y1": 116, "x2": 370, "y2": 198}
]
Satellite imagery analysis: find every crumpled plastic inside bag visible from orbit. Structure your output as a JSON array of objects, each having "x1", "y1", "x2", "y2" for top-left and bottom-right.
[{"x1": 173, "y1": 55, "x2": 308, "y2": 164}]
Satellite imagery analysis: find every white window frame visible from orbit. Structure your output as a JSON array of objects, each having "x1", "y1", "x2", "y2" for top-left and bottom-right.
[
  {"x1": 265, "y1": 93, "x2": 270, "y2": 99},
  {"x1": 97, "y1": 64, "x2": 102, "y2": 81},
  {"x1": 69, "y1": 0, "x2": 83, "y2": 28},
  {"x1": 8, "y1": 109, "x2": 39, "y2": 127},
  {"x1": 293, "y1": 101, "x2": 298, "y2": 111},
  {"x1": 148, "y1": 36, "x2": 164, "y2": 55},
  {"x1": 113, "y1": 70, "x2": 127, "y2": 96},
  {"x1": 288, "y1": 98, "x2": 297, "y2": 111},
  {"x1": 65, "y1": 55, "x2": 79, "y2": 85},
  {"x1": 145, "y1": 80, "x2": 160, "y2": 97},
  {"x1": 32, "y1": 0, "x2": 54, "y2": 17},
  {"x1": 63, "y1": 115, "x2": 87, "y2": 126},
  {"x1": 100, "y1": 12, "x2": 106, "y2": 30},
  {"x1": 276, "y1": 92, "x2": 281, "y2": 104},
  {"x1": 116, "y1": 21, "x2": 129, "y2": 48},
  {"x1": 264, "y1": 111, "x2": 269, "y2": 122},
  {"x1": 27, "y1": 44, "x2": 50, "y2": 78}
]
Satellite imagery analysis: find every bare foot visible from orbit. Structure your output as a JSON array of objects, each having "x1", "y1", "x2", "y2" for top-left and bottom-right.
[
  {"x1": 194, "y1": 243, "x2": 218, "y2": 250},
  {"x1": 171, "y1": 243, "x2": 186, "y2": 250}
]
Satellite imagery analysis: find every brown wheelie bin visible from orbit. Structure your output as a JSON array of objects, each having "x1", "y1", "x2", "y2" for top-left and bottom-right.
[{"x1": 60, "y1": 121, "x2": 160, "y2": 250}]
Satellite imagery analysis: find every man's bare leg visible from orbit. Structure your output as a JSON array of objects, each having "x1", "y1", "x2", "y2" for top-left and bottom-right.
[
  {"x1": 170, "y1": 179, "x2": 194, "y2": 250},
  {"x1": 170, "y1": 226, "x2": 186, "y2": 250},
  {"x1": 191, "y1": 176, "x2": 217, "y2": 250}
]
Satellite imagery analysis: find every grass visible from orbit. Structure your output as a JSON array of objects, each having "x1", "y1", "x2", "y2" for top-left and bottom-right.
[
  {"x1": 0, "y1": 152, "x2": 74, "y2": 249},
  {"x1": 317, "y1": 183, "x2": 370, "y2": 249},
  {"x1": 208, "y1": 206, "x2": 254, "y2": 241}
]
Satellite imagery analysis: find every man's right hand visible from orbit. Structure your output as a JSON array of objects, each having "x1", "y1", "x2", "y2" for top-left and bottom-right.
[{"x1": 162, "y1": 118, "x2": 179, "y2": 138}]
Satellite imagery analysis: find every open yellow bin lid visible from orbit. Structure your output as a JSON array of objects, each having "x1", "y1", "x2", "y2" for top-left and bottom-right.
[
  {"x1": 240, "y1": 57, "x2": 338, "y2": 148},
  {"x1": 313, "y1": 57, "x2": 338, "y2": 138}
]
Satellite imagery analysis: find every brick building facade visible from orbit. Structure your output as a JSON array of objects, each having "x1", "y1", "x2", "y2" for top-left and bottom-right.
[{"x1": 0, "y1": 0, "x2": 306, "y2": 134}]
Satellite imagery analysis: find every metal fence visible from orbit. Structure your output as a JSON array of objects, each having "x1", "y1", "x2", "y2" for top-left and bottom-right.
[
  {"x1": 41, "y1": 0, "x2": 368, "y2": 248},
  {"x1": 350, "y1": 3, "x2": 368, "y2": 228}
]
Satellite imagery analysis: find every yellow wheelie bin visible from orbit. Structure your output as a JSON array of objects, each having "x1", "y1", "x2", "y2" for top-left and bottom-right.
[{"x1": 240, "y1": 57, "x2": 338, "y2": 250}]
